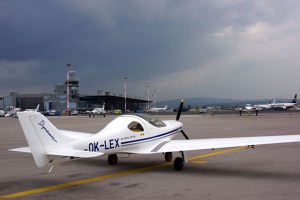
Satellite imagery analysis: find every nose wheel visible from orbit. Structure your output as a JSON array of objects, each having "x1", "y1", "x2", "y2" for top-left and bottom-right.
[
  {"x1": 174, "y1": 157, "x2": 184, "y2": 171},
  {"x1": 108, "y1": 154, "x2": 118, "y2": 165},
  {"x1": 173, "y1": 151, "x2": 187, "y2": 171}
]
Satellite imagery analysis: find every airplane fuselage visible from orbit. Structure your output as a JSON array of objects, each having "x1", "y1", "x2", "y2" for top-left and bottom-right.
[
  {"x1": 91, "y1": 107, "x2": 105, "y2": 113},
  {"x1": 253, "y1": 104, "x2": 271, "y2": 110},
  {"x1": 72, "y1": 115, "x2": 182, "y2": 155},
  {"x1": 271, "y1": 103, "x2": 296, "y2": 109}
]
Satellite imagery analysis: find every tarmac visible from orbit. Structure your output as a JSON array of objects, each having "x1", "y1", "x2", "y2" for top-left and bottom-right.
[{"x1": 1, "y1": 112, "x2": 300, "y2": 199}]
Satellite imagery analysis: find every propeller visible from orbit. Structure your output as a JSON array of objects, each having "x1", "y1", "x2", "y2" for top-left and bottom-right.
[
  {"x1": 176, "y1": 99, "x2": 184, "y2": 121},
  {"x1": 180, "y1": 129, "x2": 189, "y2": 140},
  {"x1": 176, "y1": 99, "x2": 189, "y2": 140}
]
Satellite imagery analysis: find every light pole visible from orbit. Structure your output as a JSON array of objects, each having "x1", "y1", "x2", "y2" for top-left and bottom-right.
[
  {"x1": 147, "y1": 85, "x2": 150, "y2": 110},
  {"x1": 124, "y1": 77, "x2": 127, "y2": 113},
  {"x1": 153, "y1": 90, "x2": 156, "y2": 108},
  {"x1": 66, "y1": 64, "x2": 71, "y2": 115}
]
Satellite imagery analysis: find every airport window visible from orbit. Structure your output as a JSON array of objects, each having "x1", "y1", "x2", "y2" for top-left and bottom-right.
[{"x1": 128, "y1": 121, "x2": 144, "y2": 132}]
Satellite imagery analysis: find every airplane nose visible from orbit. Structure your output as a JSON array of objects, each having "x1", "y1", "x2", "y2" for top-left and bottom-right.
[
  {"x1": 172, "y1": 120, "x2": 183, "y2": 130},
  {"x1": 177, "y1": 121, "x2": 183, "y2": 129},
  {"x1": 163, "y1": 120, "x2": 183, "y2": 129}
]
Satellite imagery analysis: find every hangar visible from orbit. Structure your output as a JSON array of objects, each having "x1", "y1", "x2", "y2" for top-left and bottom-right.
[{"x1": 79, "y1": 94, "x2": 149, "y2": 113}]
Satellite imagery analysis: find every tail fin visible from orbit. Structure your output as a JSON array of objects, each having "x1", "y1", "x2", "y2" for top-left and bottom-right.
[
  {"x1": 17, "y1": 111, "x2": 71, "y2": 167},
  {"x1": 291, "y1": 94, "x2": 297, "y2": 103},
  {"x1": 164, "y1": 105, "x2": 168, "y2": 110},
  {"x1": 35, "y1": 104, "x2": 40, "y2": 112}
]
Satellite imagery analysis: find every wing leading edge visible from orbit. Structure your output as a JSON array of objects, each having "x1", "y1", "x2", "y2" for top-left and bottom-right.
[{"x1": 152, "y1": 135, "x2": 300, "y2": 153}]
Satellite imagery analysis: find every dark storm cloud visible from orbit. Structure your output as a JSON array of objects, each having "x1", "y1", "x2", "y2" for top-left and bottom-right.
[{"x1": 1, "y1": 0, "x2": 300, "y2": 100}]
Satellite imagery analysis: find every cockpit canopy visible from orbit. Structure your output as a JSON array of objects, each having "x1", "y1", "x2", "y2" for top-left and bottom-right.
[{"x1": 132, "y1": 113, "x2": 166, "y2": 128}]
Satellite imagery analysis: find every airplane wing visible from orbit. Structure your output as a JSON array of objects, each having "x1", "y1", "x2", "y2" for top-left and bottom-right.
[
  {"x1": 9, "y1": 147, "x2": 31, "y2": 153},
  {"x1": 242, "y1": 108, "x2": 258, "y2": 112},
  {"x1": 152, "y1": 135, "x2": 300, "y2": 153}
]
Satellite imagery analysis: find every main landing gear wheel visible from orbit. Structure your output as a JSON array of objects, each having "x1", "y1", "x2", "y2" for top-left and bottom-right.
[
  {"x1": 164, "y1": 152, "x2": 172, "y2": 162},
  {"x1": 108, "y1": 154, "x2": 118, "y2": 165},
  {"x1": 174, "y1": 157, "x2": 184, "y2": 171}
]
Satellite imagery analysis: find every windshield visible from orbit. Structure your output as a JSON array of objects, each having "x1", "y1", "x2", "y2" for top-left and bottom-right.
[{"x1": 133, "y1": 113, "x2": 166, "y2": 127}]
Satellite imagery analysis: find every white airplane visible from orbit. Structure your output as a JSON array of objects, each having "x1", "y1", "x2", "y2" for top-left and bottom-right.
[
  {"x1": 87, "y1": 103, "x2": 106, "y2": 117},
  {"x1": 149, "y1": 105, "x2": 168, "y2": 112},
  {"x1": 9, "y1": 100, "x2": 300, "y2": 171},
  {"x1": 237, "y1": 104, "x2": 259, "y2": 116},
  {"x1": 25, "y1": 104, "x2": 40, "y2": 112},
  {"x1": 253, "y1": 102, "x2": 272, "y2": 110},
  {"x1": 4, "y1": 107, "x2": 21, "y2": 118},
  {"x1": 271, "y1": 94, "x2": 297, "y2": 110}
]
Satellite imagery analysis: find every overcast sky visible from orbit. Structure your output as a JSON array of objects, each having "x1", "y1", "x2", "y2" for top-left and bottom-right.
[{"x1": 1, "y1": 0, "x2": 299, "y2": 101}]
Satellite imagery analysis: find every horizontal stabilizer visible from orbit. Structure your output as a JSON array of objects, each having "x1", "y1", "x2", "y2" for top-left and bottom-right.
[
  {"x1": 46, "y1": 149, "x2": 104, "y2": 158},
  {"x1": 9, "y1": 147, "x2": 31, "y2": 153}
]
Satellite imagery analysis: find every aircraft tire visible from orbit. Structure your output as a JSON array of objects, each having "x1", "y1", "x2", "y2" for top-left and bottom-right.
[
  {"x1": 165, "y1": 152, "x2": 172, "y2": 162},
  {"x1": 108, "y1": 154, "x2": 118, "y2": 165},
  {"x1": 174, "y1": 157, "x2": 184, "y2": 171}
]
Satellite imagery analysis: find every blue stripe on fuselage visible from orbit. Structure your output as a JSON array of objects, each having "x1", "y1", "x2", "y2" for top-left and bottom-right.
[{"x1": 121, "y1": 128, "x2": 181, "y2": 147}]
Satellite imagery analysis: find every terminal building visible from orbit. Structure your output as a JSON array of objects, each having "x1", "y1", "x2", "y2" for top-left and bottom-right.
[
  {"x1": 1, "y1": 71, "x2": 150, "y2": 113},
  {"x1": 2, "y1": 92, "x2": 43, "y2": 111}
]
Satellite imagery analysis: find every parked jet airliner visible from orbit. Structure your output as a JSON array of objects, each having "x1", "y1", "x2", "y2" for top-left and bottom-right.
[
  {"x1": 271, "y1": 94, "x2": 297, "y2": 109},
  {"x1": 149, "y1": 105, "x2": 168, "y2": 112}
]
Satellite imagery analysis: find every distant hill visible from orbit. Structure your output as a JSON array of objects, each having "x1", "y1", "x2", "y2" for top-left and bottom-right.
[
  {"x1": 155, "y1": 97, "x2": 289, "y2": 109},
  {"x1": 155, "y1": 97, "x2": 241, "y2": 108}
]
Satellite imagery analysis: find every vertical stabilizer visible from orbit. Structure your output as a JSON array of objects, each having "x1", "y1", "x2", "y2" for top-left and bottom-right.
[
  {"x1": 17, "y1": 111, "x2": 71, "y2": 167},
  {"x1": 291, "y1": 94, "x2": 297, "y2": 103},
  {"x1": 35, "y1": 104, "x2": 40, "y2": 112}
]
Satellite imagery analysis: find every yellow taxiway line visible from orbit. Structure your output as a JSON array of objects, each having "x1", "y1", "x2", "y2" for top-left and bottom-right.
[{"x1": 0, "y1": 147, "x2": 244, "y2": 199}]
